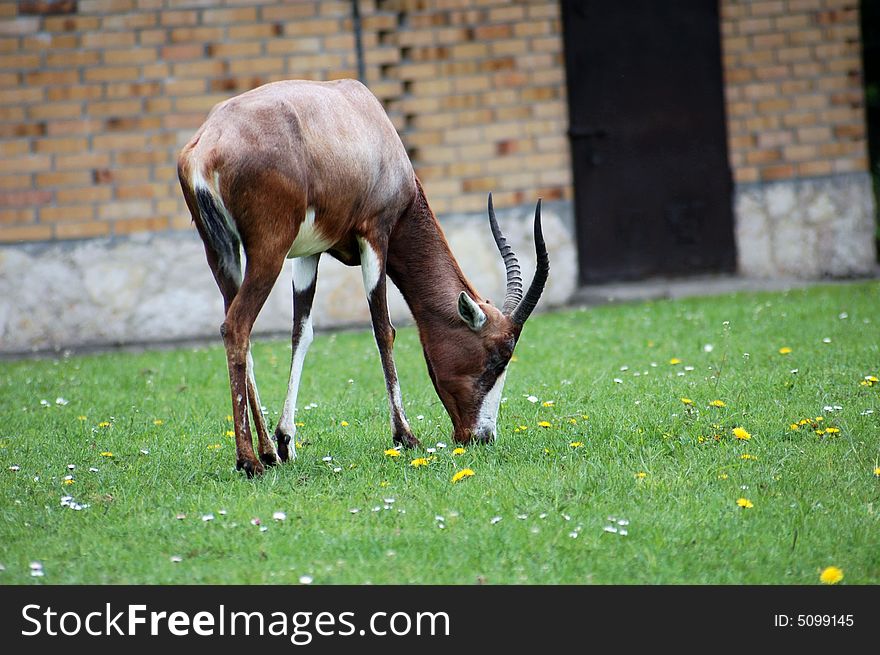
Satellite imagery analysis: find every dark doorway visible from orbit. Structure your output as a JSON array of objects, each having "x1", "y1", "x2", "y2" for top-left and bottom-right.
[{"x1": 561, "y1": 1, "x2": 737, "y2": 284}]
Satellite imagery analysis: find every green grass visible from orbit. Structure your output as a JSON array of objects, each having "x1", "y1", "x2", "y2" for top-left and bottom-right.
[{"x1": 1, "y1": 281, "x2": 879, "y2": 584}]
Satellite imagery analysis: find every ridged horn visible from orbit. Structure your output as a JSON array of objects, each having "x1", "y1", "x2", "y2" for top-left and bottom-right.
[
  {"x1": 487, "y1": 193, "x2": 523, "y2": 315},
  {"x1": 510, "y1": 199, "x2": 549, "y2": 326}
]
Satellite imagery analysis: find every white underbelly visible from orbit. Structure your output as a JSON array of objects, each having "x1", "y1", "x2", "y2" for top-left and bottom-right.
[{"x1": 287, "y1": 207, "x2": 334, "y2": 258}]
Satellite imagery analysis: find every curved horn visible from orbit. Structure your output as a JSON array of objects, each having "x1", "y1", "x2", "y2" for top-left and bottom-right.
[
  {"x1": 487, "y1": 193, "x2": 523, "y2": 315},
  {"x1": 511, "y1": 199, "x2": 549, "y2": 326}
]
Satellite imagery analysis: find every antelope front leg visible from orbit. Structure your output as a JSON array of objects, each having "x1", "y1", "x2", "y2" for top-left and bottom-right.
[
  {"x1": 274, "y1": 255, "x2": 319, "y2": 461},
  {"x1": 358, "y1": 237, "x2": 420, "y2": 449}
]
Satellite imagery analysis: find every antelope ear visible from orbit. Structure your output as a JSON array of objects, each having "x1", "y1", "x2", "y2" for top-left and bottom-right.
[{"x1": 457, "y1": 292, "x2": 487, "y2": 332}]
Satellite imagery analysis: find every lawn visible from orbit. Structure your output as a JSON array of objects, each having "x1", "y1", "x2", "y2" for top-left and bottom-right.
[{"x1": 1, "y1": 281, "x2": 878, "y2": 585}]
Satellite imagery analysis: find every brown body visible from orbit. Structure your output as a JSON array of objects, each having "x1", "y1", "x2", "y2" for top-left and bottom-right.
[{"x1": 178, "y1": 79, "x2": 548, "y2": 477}]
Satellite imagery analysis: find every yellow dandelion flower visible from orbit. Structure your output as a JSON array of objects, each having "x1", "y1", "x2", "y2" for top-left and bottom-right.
[
  {"x1": 63, "y1": 478, "x2": 74, "y2": 485},
  {"x1": 697, "y1": 435, "x2": 707, "y2": 444},
  {"x1": 153, "y1": 419, "x2": 164, "y2": 426},
  {"x1": 295, "y1": 421, "x2": 305, "y2": 427},
  {"x1": 709, "y1": 399, "x2": 726, "y2": 408},
  {"x1": 815, "y1": 416, "x2": 824, "y2": 422},
  {"x1": 741, "y1": 453, "x2": 756, "y2": 460},
  {"x1": 669, "y1": 358, "x2": 681, "y2": 365},
  {"x1": 537, "y1": 421, "x2": 552, "y2": 428},
  {"x1": 582, "y1": 414, "x2": 589, "y2": 420},
  {"x1": 815, "y1": 429, "x2": 826, "y2": 435},
  {"x1": 451, "y1": 468, "x2": 475, "y2": 484},
  {"x1": 340, "y1": 421, "x2": 349, "y2": 427},
  {"x1": 77, "y1": 415, "x2": 87, "y2": 421},
  {"x1": 569, "y1": 441, "x2": 584, "y2": 448},
  {"x1": 383, "y1": 448, "x2": 401, "y2": 458},
  {"x1": 99, "y1": 451, "x2": 113, "y2": 457},
  {"x1": 410, "y1": 457, "x2": 429, "y2": 468},
  {"x1": 98, "y1": 421, "x2": 111, "y2": 428},
  {"x1": 819, "y1": 566, "x2": 843, "y2": 585},
  {"x1": 732, "y1": 427, "x2": 751, "y2": 440},
  {"x1": 452, "y1": 447, "x2": 466, "y2": 455},
  {"x1": 207, "y1": 443, "x2": 222, "y2": 450},
  {"x1": 225, "y1": 415, "x2": 233, "y2": 422},
  {"x1": 542, "y1": 400, "x2": 555, "y2": 407},
  {"x1": 736, "y1": 498, "x2": 753, "y2": 509},
  {"x1": 789, "y1": 423, "x2": 799, "y2": 431},
  {"x1": 379, "y1": 481, "x2": 390, "y2": 487},
  {"x1": 568, "y1": 418, "x2": 578, "y2": 424},
  {"x1": 225, "y1": 430, "x2": 235, "y2": 438},
  {"x1": 680, "y1": 398, "x2": 694, "y2": 405},
  {"x1": 635, "y1": 471, "x2": 647, "y2": 479},
  {"x1": 778, "y1": 346, "x2": 792, "y2": 355},
  {"x1": 873, "y1": 466, "x2": 880, "y2": 477},
  {"x1": 718, "y1": 473, "x2": 729, "y2": 480}
]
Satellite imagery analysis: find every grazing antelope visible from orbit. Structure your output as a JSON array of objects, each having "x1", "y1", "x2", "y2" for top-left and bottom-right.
[{"x1": 177, "y1": 79, "x2": 549, "y2": 477}]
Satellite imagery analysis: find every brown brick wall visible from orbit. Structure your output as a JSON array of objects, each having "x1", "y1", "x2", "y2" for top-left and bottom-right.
[
  {"x1": 721, "y1": 0, "x2": 869, "y2": 184},
  {"x1": 0, "y1": 0, "x2": 569, "y2": 243},
  {"x1": 1, "y1": 1, "x2": 870, "y2": 244}
]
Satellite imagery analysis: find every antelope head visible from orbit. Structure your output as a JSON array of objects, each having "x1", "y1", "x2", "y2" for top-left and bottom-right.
[{"x1": 424, "y1": 195, "x2": 550, "y2": 444}]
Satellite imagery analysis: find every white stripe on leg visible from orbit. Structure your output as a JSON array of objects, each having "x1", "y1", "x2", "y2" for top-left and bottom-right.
[{"x1": 276, "y1": 314, "x2": 314, "y2": 458}]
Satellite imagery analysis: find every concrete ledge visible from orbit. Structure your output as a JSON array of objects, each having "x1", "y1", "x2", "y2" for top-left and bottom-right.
[
  {"x1": 571, "y1": 270, "x2": 880, "y2": 306},
  {"x1": 0, "y1": 200, "x2": 577, "y2": 354}
]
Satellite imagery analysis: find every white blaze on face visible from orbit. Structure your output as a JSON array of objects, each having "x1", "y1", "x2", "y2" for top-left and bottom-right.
[{"x1": 475, "y1": 368, "x2": 508, "y2": 440}]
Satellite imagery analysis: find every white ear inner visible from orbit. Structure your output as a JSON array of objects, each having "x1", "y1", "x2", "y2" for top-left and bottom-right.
[{"x1": 458, "y1": 292, "x2": 487, "y2": 331}]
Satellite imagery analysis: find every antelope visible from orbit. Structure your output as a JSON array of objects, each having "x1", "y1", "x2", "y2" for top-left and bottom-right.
[{"x1": 177, "y1": 79, "x2": 549, "y2": 477}]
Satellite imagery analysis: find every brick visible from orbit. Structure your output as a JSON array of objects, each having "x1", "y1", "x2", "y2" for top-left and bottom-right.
[
  {"x1": 0, "y1": 189, "x2": 53, "y2": 206},
  {"x1": 797, "y1": 160, "x2": 833, "y2": 176},
  {"x1": 34, "y1": 136, "x2": 89, "y2": 153},
  {"x1": 54, "y1": 152, "x2": 111, "y2": 170},
  {"x1": 82, "y1": 31, "x2": 136, "y2": 49},
  {"x1": 84, "y1": 66, "x2": 142, "y2": 83},
  {"x1": 42, "y1": 15, "x2": 100, "y2": 32},
  {"x1": 36, "y1": 171, "x2": 92, "y2": 187},
  {"x1": 46, "y1": 118, "x2": 103, "y2": 136},
  {"x1": 97, "y1": 200, "x2": 152, "y2": 220},
  {"x1": 56, "y1": 186, "x2": 113, "y2": 203},
  {"x1": 0, "y1": 208, "x2": 36, "y2": 225},
  {"x1": 103, "y1": 48, "x2": 159, "y2": 65},
  {"x1": 0, "y1": 173, "x2": 31, "y2": 190},
  {"x1": 46, "y1": 85, "x2": 104, "y2": 102},
  {"x1": 40, "y1": 205, "x2": 96, "y2": 222},
  {"x1": 113, "y1": 216, "x2": 170, "y2": 235},
  {"x1": 54, "y1": 221, "x2": 110, "y2": 239},
  {"x1": 0, "y1": 154, "x2": 50, "y2": 174},
  {"x1": 761, "y1": 164, "x2": 795, "y2": 181},
  {"x1": 18, "y1": 0, "x2": 78, "y2": 15},
  {"x1": 87, "y1": 99, "x2": 144, "y2": 116},
  {"x1": 101, "y1": 12, "x2": 157, "y2": 30},
  {"x1": 202, "y1": 7, "x2": 258, "y2": 24},
  {"x1": 0, "y1": 224, "x2": 53, "y2": 241},
  {"x1": 206, "y1": 41, "x2": 262, "y2": 59},
  {"x1": 45, "y1": 50, "x2": 101, "y2": 67},
  {"x1": 261, "y1": 4, "x2": 317, "y2": 21},
  {"x1": 0, "y1": 17, "x2": 40, "y2": 36}
]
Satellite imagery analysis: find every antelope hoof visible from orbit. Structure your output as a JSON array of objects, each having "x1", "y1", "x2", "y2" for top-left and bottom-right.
[
  {"x1": 394, "y1": 430, "x2": 421, "y2": 450},
  {"x1": 237, "y1": 458, "x2": 264, "y2": 478},
  {"x1": 260, "y1": 451, "x2": 280, "y2": 467},
  {"x1": 274, "y1": 427, "x2": 293, "y2": 462}
]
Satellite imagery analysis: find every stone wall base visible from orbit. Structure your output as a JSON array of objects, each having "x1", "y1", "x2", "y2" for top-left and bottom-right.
[
  {"x1": 0, "y1": 202, "x2": 576, "y2": 354},
  {"x1": 735, "y1": 172, "x2": 877, "y2": 278}
]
